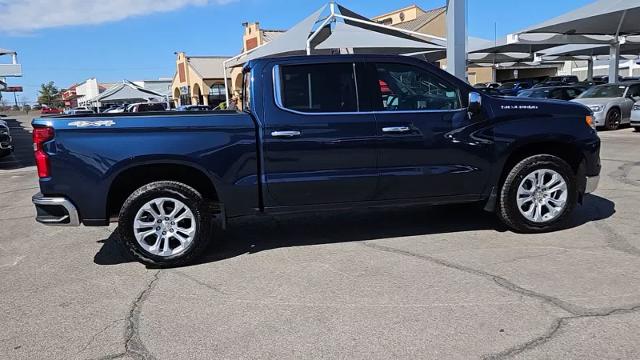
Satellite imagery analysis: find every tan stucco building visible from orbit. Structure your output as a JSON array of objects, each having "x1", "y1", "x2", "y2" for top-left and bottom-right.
[
  {"x1": 171, "y1": 53, "x2": 230, "y2": 107},
  {"x1": 228, "y1": 22, "x2": 285, "y2": 97}
]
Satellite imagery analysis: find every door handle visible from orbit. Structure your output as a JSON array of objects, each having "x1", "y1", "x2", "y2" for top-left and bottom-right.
[
  {"x1": 382, "y1": 126, "x2": 411, "y2": 133},
  {"x1": 271, "y1": 130, "x2": 301, "y2": 138}
]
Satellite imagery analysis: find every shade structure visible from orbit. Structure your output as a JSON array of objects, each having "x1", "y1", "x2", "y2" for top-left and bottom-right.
[
  {"x1": 88, "y1": 81, "x2": 165, "y2": 104},
  {"x1": 0, "y1": 48, "x2": 16, "y2": 56},
  {"x1": 519, "y1": 0, "x2": 640, "y2": 36},
  {"x1": 314, "y1": 22, "x2": 445, "y2": 55},
  {"x1": 224, "y1": 5, "x2": 329, "y2": 68},
  {"x1": 539, "y1": 40, "x2": 640, "y2": 59}
]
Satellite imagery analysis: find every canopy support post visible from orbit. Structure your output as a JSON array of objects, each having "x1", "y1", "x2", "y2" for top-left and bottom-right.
[
  {"x1": 587, "y1": 57, "x2": 594, "y2": 81},
  {"x1": 609, "y1": 42, "x2": 620, "y2": 83},
  {"x1": 223, "y1": 59, "x2": 231, "y2": 106},
  {"x1": 446, "y1": 0, "x2": 467, "y2": 80}
]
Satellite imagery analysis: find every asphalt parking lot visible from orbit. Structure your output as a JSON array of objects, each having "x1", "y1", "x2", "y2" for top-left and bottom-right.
[{"x1": 1, "y1": 114, "x2": 639, "y2": 359}]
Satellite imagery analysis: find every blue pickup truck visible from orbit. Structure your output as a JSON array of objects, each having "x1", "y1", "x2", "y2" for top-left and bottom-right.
[{"x1": 32, "y1": 55, "x2": 601, "y2": 267}]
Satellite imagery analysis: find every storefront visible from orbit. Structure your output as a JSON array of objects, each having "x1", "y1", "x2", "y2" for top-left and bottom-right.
[{"x1": 171, "y1": 53, "x2": 230, "y2": 107}]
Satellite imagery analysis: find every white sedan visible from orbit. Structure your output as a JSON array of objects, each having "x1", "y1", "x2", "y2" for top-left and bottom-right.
[{"x1": 631, "y1": 101, "x2": 640, "y2": 132}]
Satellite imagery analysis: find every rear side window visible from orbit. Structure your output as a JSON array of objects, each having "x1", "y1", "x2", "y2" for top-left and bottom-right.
[
  {"x1": 279, "y1": 63, "x2": 358, "y2": 113},
  {"x1": 374, "y1": 63, "x2": 461, "y2": 111}
]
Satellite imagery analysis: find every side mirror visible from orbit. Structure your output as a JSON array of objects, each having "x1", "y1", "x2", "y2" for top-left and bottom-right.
[{"x1": 468, "y1": 92, "x2": 482, "y2": 114}]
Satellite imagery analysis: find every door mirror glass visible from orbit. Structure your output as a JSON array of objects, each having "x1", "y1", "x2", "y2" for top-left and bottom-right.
[{"x1": 468, "y1": 92, "x2": 482, "y2": 114}]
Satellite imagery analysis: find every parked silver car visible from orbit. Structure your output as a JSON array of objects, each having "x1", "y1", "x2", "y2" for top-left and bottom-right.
[{"x1": 572, "y1": 82, "x2": 640, "y2": 130}]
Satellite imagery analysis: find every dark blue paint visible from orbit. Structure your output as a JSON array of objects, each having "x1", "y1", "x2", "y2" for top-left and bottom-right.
[{"x1": 32, "y1": 54, "x2": 600, "y2": 226}]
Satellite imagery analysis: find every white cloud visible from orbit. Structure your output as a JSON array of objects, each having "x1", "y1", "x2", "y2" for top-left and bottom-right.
[{"x1": 0, "y1": 0, "x2": 233, "y2": 33}]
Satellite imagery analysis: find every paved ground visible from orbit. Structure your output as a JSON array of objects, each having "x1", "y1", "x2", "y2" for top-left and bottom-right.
[{"x1": 1, "y1": 114, "x2": 640, "y2": 359}]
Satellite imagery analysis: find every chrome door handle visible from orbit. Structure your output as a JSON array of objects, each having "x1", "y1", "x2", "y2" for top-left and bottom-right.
[
  {"x1": 382, "y1": 126, "x2": 411, "y2": 133},
  {"x1": 271, "y1": 130, "x2": 301, "y2": 138}
]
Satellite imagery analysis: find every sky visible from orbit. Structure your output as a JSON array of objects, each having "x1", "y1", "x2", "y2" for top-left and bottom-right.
[{"x1": 0, "y1": 0, "x2": 594, "y2": 104}]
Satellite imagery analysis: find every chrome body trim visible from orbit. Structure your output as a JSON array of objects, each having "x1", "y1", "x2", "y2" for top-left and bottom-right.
[
  {"x1": 585, "y1": 175, "x2": 600, "y2": 194},
  {"x1": 32, "y1": 194, "x2": 81, "y2": 226}
]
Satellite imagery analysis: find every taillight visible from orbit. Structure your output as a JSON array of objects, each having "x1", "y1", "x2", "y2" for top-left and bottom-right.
[{"x1": 32, "y1": 126, "x2": 54, "y2": 178}]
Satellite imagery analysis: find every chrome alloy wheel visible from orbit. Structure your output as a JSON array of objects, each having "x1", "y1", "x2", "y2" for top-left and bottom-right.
[
  {"x1": 133, "y1": 197, "x2": 196, "y2": 257},
  {"x1": 516, "y1": 169, "x2": 568, "y2": 223}
]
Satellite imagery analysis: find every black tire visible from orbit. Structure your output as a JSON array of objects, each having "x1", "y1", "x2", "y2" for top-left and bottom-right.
[
  {"x1": 604, "y1": 108, "x2": 622, "y2": 131},
  {"x1": 634, "y1": 127, "x2": 640, "y2": 132},
  {"x1": 117, "y1": 181, "x2": 213, "y2": 267},
  {"x1": 498, "y1": 155, "x2": 577, "y2": 233},
  {"x1": 0, "y1": 149, "x2": 10, "y2": 158}
]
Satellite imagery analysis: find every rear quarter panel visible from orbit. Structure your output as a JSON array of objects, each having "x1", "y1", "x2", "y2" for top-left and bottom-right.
[{"x1": 32, "y1": 112, "x2": 259, "y2": 221}]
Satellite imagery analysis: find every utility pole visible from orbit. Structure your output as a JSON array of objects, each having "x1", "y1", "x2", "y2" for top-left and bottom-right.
[{"x1": 446, "y1": 0, "x2": 467, "y2": 80}]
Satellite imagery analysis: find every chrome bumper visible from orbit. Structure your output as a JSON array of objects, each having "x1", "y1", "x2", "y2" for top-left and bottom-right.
[
  {"x1": 585, "y1": 175, "x2": 600, "y2": 194},
  {"x1": 32, "y1": 194, "x2": 81, "y2": 226}
]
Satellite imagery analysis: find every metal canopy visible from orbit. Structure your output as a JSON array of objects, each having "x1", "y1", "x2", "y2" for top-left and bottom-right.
[
  {"x1": 89, "y1": 81, "x2": 164, "y2": 104},
  {"x1": 223, "y1": 2, "x2": 445, "y2": 103},
  {"x1": 0, "y1": 48, "x2": 16, "y2": 56},
  {"x1": 539, "y1": 42, "x2": 640, "y2": 59},
  {"x1": 315, "y1": 22, "x2": 444, "y2": 54},
  {"x1": 519, "y1": 0, "x2": 640, "y2": 36}
]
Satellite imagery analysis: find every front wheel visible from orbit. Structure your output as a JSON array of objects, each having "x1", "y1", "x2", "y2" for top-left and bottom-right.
[
  {"x1": 604, "y1": 108, "x2": 622, "y2": 131},
  {"x1": 118, "y1": 181, "x2": 213, "y2": 267},
  {"x1": 498, "y1": 155, "x2": 577, "y2": 233}
]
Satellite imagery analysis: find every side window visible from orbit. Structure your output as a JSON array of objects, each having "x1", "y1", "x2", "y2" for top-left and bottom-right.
[
  {"x1": 374, "y1": 63, "x2": 461, "y2": 111},
  {"x1": 550, "y1": 89, "x2": 564, "y2": 99},
  {"x1": 565, "y1": 88, "x2": 579, "y2": 99},
  {"x1": 628, "y1": 84, "x2": 640, "y2": 99},
  {"x1": 279, "y1": 63, "x2": 358, "y2": 113}
]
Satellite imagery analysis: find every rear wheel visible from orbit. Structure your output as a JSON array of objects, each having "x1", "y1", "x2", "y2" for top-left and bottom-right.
[
  {"x1": 604, "y1": 108, "x2": 622, "y2": 131},
  {"x1": 498, "y1": 155, "x2": 577, "y2": 233},
  {"x1": 118, "y1": 181, "x2": 213, "y2": 267}
]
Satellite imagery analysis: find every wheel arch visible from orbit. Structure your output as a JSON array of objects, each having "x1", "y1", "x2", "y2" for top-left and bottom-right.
[{"x1": 106, "y1": 161, "x2": 221, "y2": 220}]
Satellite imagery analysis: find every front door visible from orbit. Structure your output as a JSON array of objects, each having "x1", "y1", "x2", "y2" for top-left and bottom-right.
[
  {"x1": 365, "y1": 61, "x2": 492, "y2": 200},
  {"x1": 261, "y1": 61, "x2": 378, "y2": 207}
]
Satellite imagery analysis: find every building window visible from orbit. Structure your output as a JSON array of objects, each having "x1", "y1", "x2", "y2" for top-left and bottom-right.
[
  {"x1": 208, "y1": 84, "x2": 226, "y2": 107},
  {"x1": 379, "y1": 18, "x2": 393, "y2": 25}
]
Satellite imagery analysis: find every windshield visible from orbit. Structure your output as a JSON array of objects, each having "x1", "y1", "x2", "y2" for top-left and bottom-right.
[
  {"x1": 517, "y1": 89, "x2": 550, "y2": 99},
  {"x1": 498, "y1": 82, "x2": 517, "y2": 90},
  {"x1": 579, "y1": 84, "x2": 626, "y2": 98}
]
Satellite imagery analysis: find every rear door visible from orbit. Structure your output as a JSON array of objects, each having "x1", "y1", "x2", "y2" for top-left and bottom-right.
[
  {"x1": 364, "y1": 61, "x2": 492, "y2": 200},
  {"x1": 260, "y1": 61, "x2": 378, "y2": 207}
]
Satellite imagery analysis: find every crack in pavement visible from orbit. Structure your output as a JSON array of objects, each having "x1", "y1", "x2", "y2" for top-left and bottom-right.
[
  {"x1": 171, "y1": 270, "x2": 228, "y2": 295},
  {"x1": 609, "y1": 161, "x2": 640, "y2": 188},
  {"x1": 360, "y1": 242, "x2": 640, "y2": 359},
  {"x1": 95, "y1": 271, "x2": 161, "y2": 360},
  {"x1": 77, "y1": 318, "x2": 125, "y2": 355}
]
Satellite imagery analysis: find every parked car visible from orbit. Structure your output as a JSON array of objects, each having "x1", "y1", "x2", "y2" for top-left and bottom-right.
[
  {"x1": 476, "y1": 87, "x2": 503, "y2": 96},
  {"x1": 103, "y1": 105, "x2": 127, "y2": 113},
  {"x1": 592, "y1": 75, "x2": 623, "y2": 84},
  {"x1": 0, "y1": 119, "x2": 13, "y2": 158},
  {"x1": 41, "y1": 106, "x2": 63, "y2": 115},
  {"x1": 497, "y1": 80, "x2": 535, "y2": 96},
  {"x1": 31, "y1": 54, "x2": 601, "y2": 267},
  {"x1": 517, "y1": 86, "x2": 584, "y2": 101},
  {"x1": 572, "y1": 82, "x2": 640, "y2": 130},
  {"x1": 175, "y1": 105, "x2": 213, "y2": 112},
  {"x1": 630, "y1": 102, "x2": 640, "y2": 132},
  {"x1": 126, "y1": 102, "x2": 167, "y2": 113},
  {"x1": 544, "y1": 75, "x2": 579, "y2": 85},
  {"x1": 64, "y1": 107, "x2": 95, "y2": 115}
]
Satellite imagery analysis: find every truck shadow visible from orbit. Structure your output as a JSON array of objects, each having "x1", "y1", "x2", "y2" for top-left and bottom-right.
[{"x1": 94, "y1": 194, "x2": 615, "y2": 267}]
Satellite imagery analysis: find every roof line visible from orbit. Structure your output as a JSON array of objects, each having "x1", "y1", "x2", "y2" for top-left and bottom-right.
[{"x1": 372, "y1": 4, "x2": 425, "y2": 20}]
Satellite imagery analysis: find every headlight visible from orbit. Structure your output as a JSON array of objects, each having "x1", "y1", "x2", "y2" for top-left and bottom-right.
[
  {"x1": 588, "y1": 105, "x2": 604, "y2": 112},
  {"x1": 633, "y1": 104, "x2": 640, "y2": 111}
]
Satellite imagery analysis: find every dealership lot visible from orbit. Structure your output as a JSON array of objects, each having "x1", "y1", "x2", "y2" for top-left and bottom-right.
[{"x1": 1, "y1": 114, "x2": 639, "y2": 359}]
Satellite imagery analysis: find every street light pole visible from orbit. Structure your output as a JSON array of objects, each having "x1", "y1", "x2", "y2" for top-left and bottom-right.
[{"x1": 446, "y1": 0, "x2": 467, "y2": 80}]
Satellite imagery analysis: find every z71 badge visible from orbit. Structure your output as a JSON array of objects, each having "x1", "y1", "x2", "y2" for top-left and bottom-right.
[{"x1": 68, "y1": 120, "x2": 116, "y2": 128}]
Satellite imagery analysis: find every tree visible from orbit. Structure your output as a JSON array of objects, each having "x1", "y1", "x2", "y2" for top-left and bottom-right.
[{"x1": 38, "y1": 81, "x2": 62, "y2": 107}]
